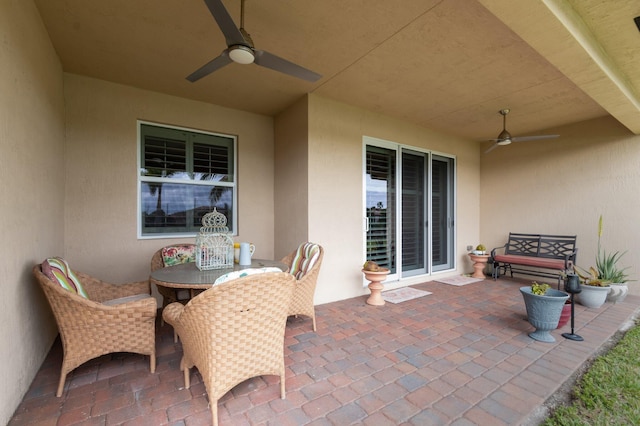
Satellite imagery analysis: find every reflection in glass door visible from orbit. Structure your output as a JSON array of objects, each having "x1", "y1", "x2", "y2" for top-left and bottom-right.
[{"x1": 365, "y1": 146, "x2": 396, "y2": 274}]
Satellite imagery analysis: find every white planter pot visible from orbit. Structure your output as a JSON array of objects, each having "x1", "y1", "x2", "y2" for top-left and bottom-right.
[
  {"x1": 606, "y1": 283, "x2": 629, "y2": 304},
  {"x1": 577, "y1": 284, "x2": 610, "y2": 308}
]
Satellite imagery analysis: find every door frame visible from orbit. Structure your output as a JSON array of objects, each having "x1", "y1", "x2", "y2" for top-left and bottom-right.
[{"x1": 363, "y1": 136, "x2": 457, "y2": 283}]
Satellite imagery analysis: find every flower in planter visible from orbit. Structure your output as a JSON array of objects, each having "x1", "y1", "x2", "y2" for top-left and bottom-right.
[{"x1": 531, "y1": 282, "x2": 551, "y2": 295}]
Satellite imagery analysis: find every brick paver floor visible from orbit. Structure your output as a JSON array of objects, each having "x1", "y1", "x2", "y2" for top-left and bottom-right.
[{"x1": 9, "y1": 277, "x2": 640, "y2": 425}]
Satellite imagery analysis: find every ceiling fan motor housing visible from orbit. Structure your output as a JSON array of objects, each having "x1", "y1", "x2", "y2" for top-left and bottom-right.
[{"x1": 497, "y1": 129, "x2": 512, "y2": 145}]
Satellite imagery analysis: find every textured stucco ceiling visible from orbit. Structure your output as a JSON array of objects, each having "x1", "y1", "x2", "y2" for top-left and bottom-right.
[{"x1": 34, "y1": 0, "x2": 640, "y2": 142}]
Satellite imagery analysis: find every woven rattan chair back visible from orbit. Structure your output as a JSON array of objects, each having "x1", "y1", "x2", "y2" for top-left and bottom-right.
[
  {"x1": 150, "y1": 244, "x2": 196, "y2": 308},
  {"x1": 162, "y1": 272, "x2": 295, "y2": 426},
  {"x1": 33, "y1": 264, "x2": 157, "y2": 397},
  {"x1": 281, "y1": 243, "x2": 324, "y2": 331}
]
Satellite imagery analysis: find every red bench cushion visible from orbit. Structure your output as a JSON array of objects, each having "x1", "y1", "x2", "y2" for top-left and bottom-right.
[{"x1": 493, "y1": 254, "x2": 567, "y2": 270}]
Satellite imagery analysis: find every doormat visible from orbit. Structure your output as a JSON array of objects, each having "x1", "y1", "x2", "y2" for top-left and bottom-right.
[
  {"x1": 435, "y1": 275, "x2": 484, "y2": 286},
  {"x1": 382, "y1": 287, "x2": 432, "y2": 304}
]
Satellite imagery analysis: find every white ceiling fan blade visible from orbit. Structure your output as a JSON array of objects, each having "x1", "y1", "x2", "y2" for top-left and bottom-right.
[
  {"x1": 484, "y1": 143, "x2": 499, "y2": 154},
  {"x1": 254, "y1": 50, "x2": 322, "y2": 82},
  {"x1": 186, "y1": 50, "x2": 233, "y2": 82},
  {"x1": 511, "y1": 134, "x2": 559, "y2": 142},
  {"x1": 204, "y1": 0, "x2": 246, "y2": 46}
]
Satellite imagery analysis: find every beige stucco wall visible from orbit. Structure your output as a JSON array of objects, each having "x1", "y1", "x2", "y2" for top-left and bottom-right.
[
  {"x1": 63, "y1": 74, "x2": 276, "y2": 285},
  {"x1": 274, "y1": 97, "x2": 310, "y2": 257},
  {"x1": 287, "y1": 94, "x2": 482, "y2": 305},
  {"x1": 480, "y1": 116, "x2": 640, "y2": 294},
  {"x1": 0, "y1": 0, "x2": 65, "y2": 423}
]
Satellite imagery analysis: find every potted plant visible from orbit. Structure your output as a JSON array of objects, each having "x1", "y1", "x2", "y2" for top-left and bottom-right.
[
  {"x1": 520, "y1": 282, "x2": 569, "y2": 342},
  {"x1": 575, "y1": 215, "x2": 632, "y2": 306},
  {"x1": 362, "y1": 260, "x2": 390, "y2": 306},
  {"x1": 573, "y1": 265, "x2": 611, "y2": 308},
  {"x1": 472, "y1": 244, "x2": 486, "y2": 255},
  {"x1": 599, "y1": 250, "x2": 632, "y2": 304}
]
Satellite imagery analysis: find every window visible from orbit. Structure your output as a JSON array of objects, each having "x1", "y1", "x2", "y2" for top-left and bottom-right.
[{"x1": 138, "y1": 122, "x2": 237, "y2": 238}]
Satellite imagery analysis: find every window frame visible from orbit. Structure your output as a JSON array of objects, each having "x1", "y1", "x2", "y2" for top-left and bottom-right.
[{"x1": 137, "y1": 120, "x2": 238, "y2": 239}]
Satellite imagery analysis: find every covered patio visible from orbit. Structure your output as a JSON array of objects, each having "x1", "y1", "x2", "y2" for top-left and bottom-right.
[
  {"x1": 10, "y1": 277, "x2": 639, "y2": 425},
  {"x1": 4, "y1": 1, "x2": 640, "y2": 422}
]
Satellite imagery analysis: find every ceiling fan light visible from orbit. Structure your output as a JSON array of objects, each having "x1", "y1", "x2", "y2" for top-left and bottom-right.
[
  {"x1": 229, "y1": 46, "x2": 255, "y2": 64},
  {"x1": 497, "y1": 128, "x2": 511, "y2": 145}
]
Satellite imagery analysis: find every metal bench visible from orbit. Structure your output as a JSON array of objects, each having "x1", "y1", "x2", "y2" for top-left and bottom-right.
[{"x1": 491, "y1": 233, "x2": 578, "y2": 288}]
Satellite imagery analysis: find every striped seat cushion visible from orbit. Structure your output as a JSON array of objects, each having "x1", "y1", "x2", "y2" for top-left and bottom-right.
[
  {"x1": 290, "y1": 243, "x2": 321, "y2": 280},
  {"x1": 41, "y1": 257, "x2": 88, "y2": 298}
]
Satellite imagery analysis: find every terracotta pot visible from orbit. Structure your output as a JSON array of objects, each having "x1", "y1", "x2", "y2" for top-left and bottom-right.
[
  {"x1": 362, "y1": 268, "x2": 390, "y2": 306},
  {"x1": 556, "y1": 300, "x2": 572, "y2": 329}
]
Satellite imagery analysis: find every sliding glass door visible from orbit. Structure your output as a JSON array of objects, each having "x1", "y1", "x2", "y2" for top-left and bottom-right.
[
  {"x1": 365, "y1": 138, "x2": 455, "y2": 279},
  {"x1": 401, "y1": 150, "x2": 427, "y2": 276},
  {"x1": 431, "y1": 155, "x2": 455, "y2": 272}
]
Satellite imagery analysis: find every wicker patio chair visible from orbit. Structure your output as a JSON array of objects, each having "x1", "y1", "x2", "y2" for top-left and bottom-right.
[
  {"x1": 162, "y1": 272, "x2": 295, "y2": 426},
  {"x1": 150, "y1": 244, "x2": 196, "y2": 309},
  {"x1": 34, "y1": 261, "x2": 157, "y2": 397},
  {"x1": 281, "y1": 242, "x2": 324, "y2": 331}
]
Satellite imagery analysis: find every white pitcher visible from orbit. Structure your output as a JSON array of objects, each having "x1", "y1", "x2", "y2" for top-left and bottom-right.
[
  {"x1": 234, "y1": 242, "x2": 255, "y2": 264},
  {"x1": 238, "y1": 242, "x2": 255, "y2": 265}
]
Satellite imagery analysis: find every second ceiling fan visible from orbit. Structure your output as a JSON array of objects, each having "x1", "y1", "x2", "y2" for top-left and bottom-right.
[
  {"x1": 484, "y1": 109, "x2": 559, "y2": 153},
  {"x1": 186, "y1": 0, "x2": 322, "y2": 83}
]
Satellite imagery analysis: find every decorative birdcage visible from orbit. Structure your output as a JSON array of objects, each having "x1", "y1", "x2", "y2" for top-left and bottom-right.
[{"x1": 195, "y1": 208, "x2": 234, "y2": 270}]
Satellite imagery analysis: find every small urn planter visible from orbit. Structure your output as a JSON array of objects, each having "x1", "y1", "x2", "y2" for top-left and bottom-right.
[
  {"x1": 362, "y1": 268, "x2": 390, "y2": 306},
  {"x1": 468, "y1": 254, "x2": 490, "y2": 279},
  {"x1": 577, "y1": 284, "x2": 610, "y2": 308},
  {"x1": 520, "y1": 286, "x2": 569, "y2": 343}
]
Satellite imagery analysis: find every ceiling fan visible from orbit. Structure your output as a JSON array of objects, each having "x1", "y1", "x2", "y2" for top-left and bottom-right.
[
  {"x1": 186, "y1": 0, "x2": 322, "y2": 83},
  {"x1": 484, "y1": 109, "x2": 559, "y2": 153}
]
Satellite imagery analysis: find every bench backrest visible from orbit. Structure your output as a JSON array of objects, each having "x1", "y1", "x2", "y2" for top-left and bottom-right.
[{"x1": 505, "y1": 233, "x2": 577, "y2": 261}]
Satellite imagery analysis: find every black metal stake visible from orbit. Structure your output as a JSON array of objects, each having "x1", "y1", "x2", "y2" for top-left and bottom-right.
[
  {"x1": 562, "y1": 292, "x2": 583, "y2": 341},
  {"x1": 562, "y1": 273, "x2": 583, "y2": 341}
]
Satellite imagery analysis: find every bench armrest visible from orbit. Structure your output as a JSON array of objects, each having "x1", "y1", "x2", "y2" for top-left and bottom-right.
[
  {"x1": 491, "y1": 244, "x2": 507, "y2": 258},
  {"x1": 563, "y1": 248, "x2": 578, "y2": 269}
]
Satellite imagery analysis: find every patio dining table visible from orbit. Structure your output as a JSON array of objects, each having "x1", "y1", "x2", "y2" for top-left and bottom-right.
[{"x1": 150, "y1": 259, "x2": 289, "y2": 299}]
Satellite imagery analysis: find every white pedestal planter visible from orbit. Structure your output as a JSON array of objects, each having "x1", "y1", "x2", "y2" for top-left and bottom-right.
[{"x1": 606, "y1": 283, "x2": 629, "y2": 304}]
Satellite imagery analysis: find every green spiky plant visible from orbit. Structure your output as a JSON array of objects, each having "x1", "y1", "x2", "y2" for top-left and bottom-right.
[
  {"x1": 575, "y1": 215, "x2": 631, "y2": 286},
  {"x1": 596, "y1": 216, "x2": 631, "y2": 283}
]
